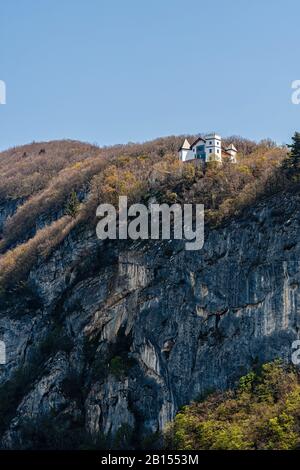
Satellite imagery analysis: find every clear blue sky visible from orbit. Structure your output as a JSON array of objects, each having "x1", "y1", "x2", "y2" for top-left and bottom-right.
[{"x1": 0, "y1": 0, "x2": 299, "y2": 150}]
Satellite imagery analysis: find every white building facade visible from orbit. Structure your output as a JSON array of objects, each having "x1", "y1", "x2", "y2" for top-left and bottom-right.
[{"x1": 178, "y1": 134, "x2": 237, "y2": 163}]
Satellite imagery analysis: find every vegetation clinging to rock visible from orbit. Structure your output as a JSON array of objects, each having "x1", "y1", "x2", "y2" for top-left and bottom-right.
[{"x1": 165, "y1": 361, "x2": 300, "y2": 450}]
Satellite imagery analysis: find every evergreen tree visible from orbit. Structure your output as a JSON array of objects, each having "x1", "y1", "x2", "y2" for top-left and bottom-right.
[
  {"x1": 65, "y1": 190, "x2": 79, "y2": 217},
  {"x1": 283, "y1": 132, "x2": 300, "y2": 175}
]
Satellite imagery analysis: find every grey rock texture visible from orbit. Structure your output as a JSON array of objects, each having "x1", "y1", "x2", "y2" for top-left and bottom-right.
[
  {"x1": 0, "y1": 198, "x2": 24, "y2": 235},
  {"x1": 0, "y1": 191, "x2": 299, "y2": 448}
]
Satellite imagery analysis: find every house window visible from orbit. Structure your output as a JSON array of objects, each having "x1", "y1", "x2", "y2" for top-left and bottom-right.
[
  {"x1": 209, "y1": 149, "x2": 212, "y2": 153},
  {"x1": 196, "y1": 145, "x2": 206, "y2": 160},
  {"x1": 209, "y1": 141, "x2": 212, "y2": 145},
  {"x1": 217, "y1": 149, "x2": 220, "y2": 153}
]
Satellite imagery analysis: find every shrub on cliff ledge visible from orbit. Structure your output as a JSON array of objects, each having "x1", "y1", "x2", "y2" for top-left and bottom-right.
[{"x1": 165, "y1": 361, "x2": 300, "y2": 450}]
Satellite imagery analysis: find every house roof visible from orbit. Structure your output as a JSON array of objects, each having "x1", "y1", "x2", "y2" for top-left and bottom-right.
[
  {"x1": 179, "y1": 138, "x2": 191, "y2": 150},
  {"x1": 190, "y1": 136, "x2": 206, "y2": 149},
  {"x1": 225, "y1": 144, "x2": 237, "y2": 152},
  {"x1": 221, "y1": 147, "x2": 232, "y2": 157},
  {"x1": 204, "y1": 133, "x2": 221, "y2": 141}
]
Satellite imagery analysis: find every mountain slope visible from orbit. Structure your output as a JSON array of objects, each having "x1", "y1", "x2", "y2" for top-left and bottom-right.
[{"x1": 0, "y1": 136, "x2": 298, "y2": 449}]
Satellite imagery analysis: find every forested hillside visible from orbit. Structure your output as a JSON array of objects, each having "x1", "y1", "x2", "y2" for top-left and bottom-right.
[{"x1": 0, "y1": 135, "x2": 288, "y2": 295}]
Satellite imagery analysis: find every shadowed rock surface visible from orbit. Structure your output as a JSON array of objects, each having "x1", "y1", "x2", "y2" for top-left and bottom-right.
[{"x1": 0, "y1": 189, "x2": 299, "y2": 449}]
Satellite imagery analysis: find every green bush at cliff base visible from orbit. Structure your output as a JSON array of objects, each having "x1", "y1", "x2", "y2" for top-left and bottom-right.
[{"x1": 165, "y1": 360, "x2": 300, "y2": 450}]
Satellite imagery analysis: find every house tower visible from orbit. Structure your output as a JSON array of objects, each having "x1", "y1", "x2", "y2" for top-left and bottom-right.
[{"x1": 204, "y1": 133, "x2": 222, "y2": 162}]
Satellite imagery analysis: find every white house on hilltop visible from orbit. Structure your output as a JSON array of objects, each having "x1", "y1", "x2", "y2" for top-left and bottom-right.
[{"x1": 178, "y1": 134, "x2": 237, "y2": 164}]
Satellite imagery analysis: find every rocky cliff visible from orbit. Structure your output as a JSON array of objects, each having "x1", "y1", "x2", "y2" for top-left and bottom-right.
[{"x1": 0, "y1": 187, "x2": 299, "y2": 449}]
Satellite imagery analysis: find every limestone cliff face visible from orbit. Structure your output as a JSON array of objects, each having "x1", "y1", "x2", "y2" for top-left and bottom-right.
[
  {"x1": 0, "y1": 191, "x2": 299, "y2": 448},
  {"x1": 0, "y1": 198, "x2": 24, "y2": 236}
]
